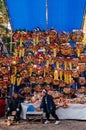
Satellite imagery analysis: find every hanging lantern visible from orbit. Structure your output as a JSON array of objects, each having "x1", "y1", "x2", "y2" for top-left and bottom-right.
[
  {"x1": 80, "y1": 53, "x2": 86, "y2": 62},
  {"x1": 72, "y1": 69, "x2": 79, "y2": 78},
  {"x1": 71, "y1": 30, "x2": 84, "y2": 42},
  {"x1": 75, "y1": 42, "x2": 85, "y2": 57},
  {"x1": 58, "y1": 32, "x2": 70, "y2": 43},
  {"x1": 78, "y1": 77, "x2": 86, "y2": 85}
]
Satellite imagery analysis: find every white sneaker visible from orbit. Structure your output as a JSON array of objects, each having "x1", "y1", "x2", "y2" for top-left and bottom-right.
[
  {"x1": 44, "y1": 120, "x2": 50, "y2": 124},
  {"x1": 55, "y1": 120, "x2": 60, "y2": 125}
]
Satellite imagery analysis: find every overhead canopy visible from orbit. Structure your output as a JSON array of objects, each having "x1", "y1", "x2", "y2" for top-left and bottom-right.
[
  {"x1": 48, "y1": 0, "x2": 86, "y2": 32},
  {"x1": 5, "y1": 0, "x2": 46, "y2": 31},
  {"x1": 6, "y1": 0, "x2": 86, "y2": 32}
]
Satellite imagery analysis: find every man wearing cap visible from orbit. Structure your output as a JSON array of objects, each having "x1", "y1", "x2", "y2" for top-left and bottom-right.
[{"x1": 40, "y1": 89, "x2": 60, "y2": 124}]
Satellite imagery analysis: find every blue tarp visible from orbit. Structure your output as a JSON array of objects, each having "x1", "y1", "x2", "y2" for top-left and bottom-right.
[
  {"x1": 6, "y1": 0, "x2": 86, "y2": 32},
  {"x1": 6, "y1": 0, "x2": 46, "y2": 31},
  {"x1": 48, "y1": 0, "x2": 86, "y2": 32}
]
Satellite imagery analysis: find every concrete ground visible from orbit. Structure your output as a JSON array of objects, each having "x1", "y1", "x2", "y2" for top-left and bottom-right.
[{"x1": 0, "y1": 118, "x2": 86, "y2": 130}]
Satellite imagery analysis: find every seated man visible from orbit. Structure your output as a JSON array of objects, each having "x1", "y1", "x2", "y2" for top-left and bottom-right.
[{"x1": 6, "y1": 93, "x2": 21, "y2": 124}]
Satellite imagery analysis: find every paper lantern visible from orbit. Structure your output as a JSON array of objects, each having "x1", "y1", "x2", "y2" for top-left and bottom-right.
[
  {"x1": 79, "y1": 77, "x2": 86, "y2": 85},
  {"x1": 58, "y1": 32, "x2": 70, "y2": 43},
  {"x1": 71, "y1": 30, "x2": 84, "y2": 42}
]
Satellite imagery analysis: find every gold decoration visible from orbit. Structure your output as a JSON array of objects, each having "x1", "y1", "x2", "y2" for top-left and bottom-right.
[{"x1": 54, "y1": 70, "x2": 58, "y2": 80}]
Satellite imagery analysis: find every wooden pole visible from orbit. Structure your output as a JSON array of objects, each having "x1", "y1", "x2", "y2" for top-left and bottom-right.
[{"x1": 46, "y1": 0, "x2": 48, "y2": 30}]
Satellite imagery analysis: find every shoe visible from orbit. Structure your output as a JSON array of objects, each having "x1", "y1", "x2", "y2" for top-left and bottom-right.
[
  {"x1": 16, "y1": 121, "x2": 20, "y2": 124},
  {"x1": 44, "y1": 120, "x2": 50, "y2": 124},
  {"x1": 55, "y1": 120, "x2": 60, "y2": 125}
]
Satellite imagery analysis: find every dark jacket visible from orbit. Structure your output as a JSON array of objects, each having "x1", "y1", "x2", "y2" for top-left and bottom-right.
[
  {"x1": 40, "y1": 93, "x2": 56, "y2": 113},
  {"x1": 7, "y1": 96, "x2": 21, "y2": 111}
]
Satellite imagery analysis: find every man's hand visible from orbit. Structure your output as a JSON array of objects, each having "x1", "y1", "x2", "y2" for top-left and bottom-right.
[
  {"x1": 50, "y1": 108, "x2": 52, "y2": 110},
  {"x1": 7, "y1": 107, "x2": 10, "y2": 111},
  {"x1": 16, "y1": 108, "x2": 19, "y2": 111}
]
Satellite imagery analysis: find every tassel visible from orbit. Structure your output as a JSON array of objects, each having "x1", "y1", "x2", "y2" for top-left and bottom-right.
[
  {"x1": 15, "y1": 49, "x2": 18, "y2": 56},
  {"x1": 69, "y1": 74, "x2": 72, "y2": 83},
  {"x1": 17, "y1": 78, "x2": 21, "y2": 86},
  {"x1": 13, "y1": 76, "x2": 16, "y2": 85},
  {"x1": 64, "y1": 62, "x2": 67, "y2": 70},
  {"x1": 36, "y1": 36, "x2": 39, "y2": 44},
  {"x1": 69, "y1": 62, "x2": 72, "y2": 70},
  {"x1": 54, "y1": 70, "x2": 58, "y2": 80},
  {"x1": 11, "y1": 75, "x2": 14, "y2": 84},
  {"x1": 14, "y1": 66, "x2": 17, "y2": 75},
  {"x1": 44, "y1": 68, "x2": 46, "y2": 77},
  {"x1": 19, "y1": 49, "x2": 22, "y2": 58},
  {"x1": 47, "y1": 36, "x2": 50, "y2": 44},
  {"x1": 29, "y1": 68, "x2": 32, "y2": 76},
  {"x1": 33, "y1": 38, "x2": 36, "y2": 46},
  {"x1": 56, "y1": 62, "x2": 59, "y2": 68},
  {"x1": 20, "y1": 37, "x2": 23, "y2": 47},
  {"x1": 53, "y1": 48, "x2": 56, "y2": 57},
  {"x1": 21, "y1": 48, "x2": 24, "y2": 57},
  {"x1": 77, "y1": 49, "x2": 80, "y2": 57},
  {"x1": 60, "y1": 71, "x2": 62, "y2": 80},
  {"x1": 46, "y1": 60, "x2": 49, "y2": 68}
]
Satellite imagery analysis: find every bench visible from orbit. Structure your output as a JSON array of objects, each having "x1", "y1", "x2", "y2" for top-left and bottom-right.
[{"x1": 26, "y1": 111, "x2": 43, "y2": 123}]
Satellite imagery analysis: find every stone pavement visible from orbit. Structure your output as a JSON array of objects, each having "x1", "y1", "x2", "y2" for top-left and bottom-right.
[{"x1": 0, "y1": 118, "x2": 86, "y2": 130}]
